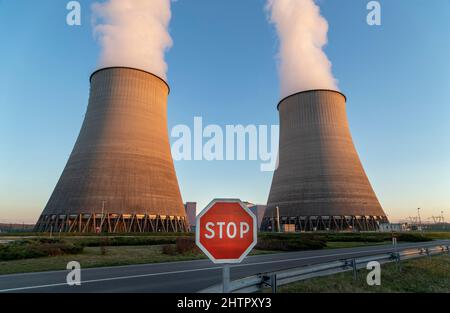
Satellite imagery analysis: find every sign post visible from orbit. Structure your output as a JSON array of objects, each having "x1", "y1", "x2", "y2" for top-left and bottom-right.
[
  {"x1": 222, "y1": 264, "x2": 230, "y2": 293},
  {"x1": 196, "y1": 199, "x2": 258, "y2": 293}
]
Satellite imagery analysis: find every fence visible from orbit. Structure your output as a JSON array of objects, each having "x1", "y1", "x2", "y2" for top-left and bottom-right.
[{"x1": 199, "y1": 244, "x2": 450, "y2": 293}]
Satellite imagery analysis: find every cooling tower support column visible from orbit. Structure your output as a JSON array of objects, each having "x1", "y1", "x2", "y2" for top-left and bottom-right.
[
  {"x1": 262, "y1": 90, "x2": 388, "y2": 232},
  {"x1": 35, "y1": 67, "x2": 188, "y2": 233}
]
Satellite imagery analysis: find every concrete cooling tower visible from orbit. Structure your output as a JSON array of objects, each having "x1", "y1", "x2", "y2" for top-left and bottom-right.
[
  {"x1": 35, "y1": 67, "x2": 188, "y2": 233},
  {"x1": 262, "y1": 90, "x2": 388, "y2": 232}
]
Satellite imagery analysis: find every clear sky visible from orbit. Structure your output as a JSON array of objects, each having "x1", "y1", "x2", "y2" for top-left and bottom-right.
[{"x1": 1, "y1": 0, "x2": 449, "y2": 223}]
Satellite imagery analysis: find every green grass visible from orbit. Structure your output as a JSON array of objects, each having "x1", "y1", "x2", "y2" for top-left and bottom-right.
[
  {"x1": 279, "y1": 254, "x2": 450, "y2": 293},
  {"x1": 423, "y1": 232, "x2": 450, "y2": 239},
  {"x1": 0, "y1": 246, "x2": 191, "y2": 275}
]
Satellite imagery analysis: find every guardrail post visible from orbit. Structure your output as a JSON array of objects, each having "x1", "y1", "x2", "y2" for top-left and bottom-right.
[
  {"x1": 271, "y1": 274, "x2": 278, "y2": 293},
  {"x1": 352, "y1": 258, "x2": 357, "y2": 281},
  {"x1": 392, "y1": 252, "x2": 402, "y2": 271},
  {"x1": 343, "y1": 259, "x2": 357, "y2": 280},
  {"x1": 447, "y1": 246, "x2": 450, "y2": 256},
  {"x1": 425, "y1": 247, "x2": 430, "y2": 257},
  {"x1": 260, "y1": 274, "x2": 277, "y2": 293}
]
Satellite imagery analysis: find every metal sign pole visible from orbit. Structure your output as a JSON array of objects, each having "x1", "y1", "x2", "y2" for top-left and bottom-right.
[{"x1": 222, "y1": 264, "x2": 230, "y2": 293}]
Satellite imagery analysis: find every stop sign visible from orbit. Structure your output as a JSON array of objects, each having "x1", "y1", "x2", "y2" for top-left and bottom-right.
[{"x1": 196, "y1": 199, "x2": 257, "y2": 264}]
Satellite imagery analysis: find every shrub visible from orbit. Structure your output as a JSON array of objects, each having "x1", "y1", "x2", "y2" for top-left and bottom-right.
[
  {"x1": 161, "y1": 237, "x2": 201, "y2": 255},
  {"x1": 176, "y1": 237, "x2": 201, "y2": 254},
  {"x1": 36, "y1": 238, "x2": 62, "y2": 244},
  {"x1": 78, "y1": 236, "x2": 176, "y2": 247},
  {"x1": 99, "y1": 237, "x2": 109, "y2": 255},
  {"x1": 256, "y1": 234, "x2": 326, "y2": 251},
  {"x1": 0, "y1": 243, "x2": 46, "y2": 261},
  {"x1": 324, "y1": 234, "x2": 387, "y2": 243},
  {"x1": 161, "y1": 244, "x2": 177, "y2": 256},
  {"x1": 396, "y1": 233, "x2": 432, "y2": 242},
  {"x1": 0, "y1": 239, "x2": 83, "y2": 261}
]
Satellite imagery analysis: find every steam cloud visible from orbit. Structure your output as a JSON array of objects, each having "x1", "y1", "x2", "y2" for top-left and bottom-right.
[
  {"x1": 92, "y1": 0, "x2": 173, "y2": 80},
  {"x1": 267, "y1": 0, "x2": 339, "y2": 98}
]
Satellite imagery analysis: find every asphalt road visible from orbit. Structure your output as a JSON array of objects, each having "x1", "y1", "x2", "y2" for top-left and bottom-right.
[{"x1": 0, "y1": 240, "x2": 448, "y2": 293}]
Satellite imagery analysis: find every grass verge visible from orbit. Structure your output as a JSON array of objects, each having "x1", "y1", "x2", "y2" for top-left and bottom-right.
[
  {"x1": 0, "y1": 245, "x2": 274, "y2": 275},
  {"x1": 278, "y1": 254, "x2": 450, "y2": 293}
]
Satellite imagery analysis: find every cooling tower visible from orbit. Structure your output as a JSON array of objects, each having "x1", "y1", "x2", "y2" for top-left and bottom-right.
[
  {"x1": 35, "y1": 67, "x2": 188, "y2": 233},
  {"x1": 262, "y1": 90, "x2": 388, "y2": 232}
]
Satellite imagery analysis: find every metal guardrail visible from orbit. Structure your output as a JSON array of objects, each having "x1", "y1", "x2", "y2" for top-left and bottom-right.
[{"x1": 199, "y1": 244, "x2": 450, "y2": 293}]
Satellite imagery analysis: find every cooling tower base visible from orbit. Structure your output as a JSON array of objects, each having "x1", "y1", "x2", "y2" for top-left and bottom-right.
[
  {"x1": 261, "y1": 215, "x2": 388, "y2": 232},
  {"x1": 34, "y1": 213, "x2": 189, "y2": 233}
]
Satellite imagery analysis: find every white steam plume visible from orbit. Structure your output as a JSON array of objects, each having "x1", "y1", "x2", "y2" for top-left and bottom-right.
[
  {"x1": 92, "y1": 0, "x2": 173, "y2": 80},
  {"x1": 267, "y1": 0, "x2": 338, "y2": 98}
]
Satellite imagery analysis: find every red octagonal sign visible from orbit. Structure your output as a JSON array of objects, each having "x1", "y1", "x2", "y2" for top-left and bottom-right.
[{"x1": 196, "y1": 199, "x2": 257, "y2": 264}]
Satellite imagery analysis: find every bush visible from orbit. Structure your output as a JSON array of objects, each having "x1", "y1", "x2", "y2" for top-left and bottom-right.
[
  {"x1": 78, "y1": 236, "x2": 176, "y2": 247},
  {"x1": 176, "y1": 237, "x2": 201, "y2": 254},
  {"x1": 99, "y1": 237, "x2": 109, "y2": 255},
  {"x1": 0, "y1": 239, "x2": 83, "y2": 261},
  {"x1": 256, "y1": 234, "x2": 326, "y2": 251},
  {"x1": 422, "y1": 232, "x2": 450, "y2": 239},
  {"x1": 275, "y1": 232, "x2": 435, "y2": 244},
  {"x1": 0, "y1": 243, "x2": 46, "y2": 261},
  {"x1": 161, "y1": 244, "x2": 177, "y2": 256},
  {"x1": 161, "y1": 237, "x2": 201, "y2": 255},
  {"x1": 396, "y1": 233, "x2": 432, "y2": 242},
  {"x1": 324, "y1": 233, "x2": 388, "y2": 243}
]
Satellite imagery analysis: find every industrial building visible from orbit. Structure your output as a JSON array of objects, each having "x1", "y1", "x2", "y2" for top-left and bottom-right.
[
  {"x1": 244, "y1": 203, "x2": 267, "y2": 231},
  {"x1": 184, "y1": 202, "x2": 197, "y2": 232},
  {"x1": 262, "y1": 90, "x2": 388, "y2": 232},
  {"x1": 35, "y1": 67, "x2": 188, "y2": 233}
]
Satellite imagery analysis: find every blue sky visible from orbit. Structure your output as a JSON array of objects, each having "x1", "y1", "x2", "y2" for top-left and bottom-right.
[{"x1": 1, "y1": 0, "x2": 449, "y2": 223}]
